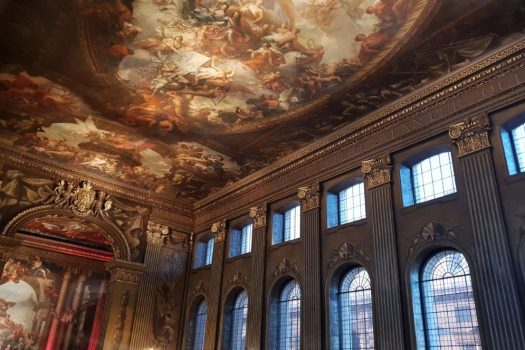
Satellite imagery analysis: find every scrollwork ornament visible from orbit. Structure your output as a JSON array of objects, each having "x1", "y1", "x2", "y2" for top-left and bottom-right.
[
  {"x1": 298, "y1": 184, "x2": 320, "y2": 212},
  {"x1": 449, "y1": 115, "x2": 491, "y2": 156},
  {"x1": 211, "y1": 219, "x2": 227, "y2": 243},
  {"x1": 271, "y1": 258, "x2": 302, "y2": 278},
  {"x1": 249, "y1": 204, "x2": 267, "y2": 229},
  {"x1": 328, "y1": 242, "x2": 371, "y2": 270},
  {"x1": 361, "y1": 155, "x2": 392, "y2": 189},
  {"x1": 409, "y1": 221, "x2": 457, "y2": 254}
]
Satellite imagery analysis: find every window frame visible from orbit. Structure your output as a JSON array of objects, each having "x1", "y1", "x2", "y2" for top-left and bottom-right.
[
  {"x1": 271, "y1": 200, "x2": 301, "y2": 246},
  {"x1": 399, "y1": 148, "x2": 458, "y2": 208},
  {"x1": 500, "y1": 119, "x2": 525, "y2": 176},
  {"x1": 193, "y1": 235, "x2": 215, "y2": 269},
  {"x1": 229, "y1": 222, "x2": 253, "y2": 258},
  {"x1": 326, "y1": 178, "x2": 366, "y2": 229},
  {"x1": 222, "y1": 289, "x2": 249, "y2": 350},
  {"x1": 277, "y1": 279, "x2": 302, "y2": 349}
]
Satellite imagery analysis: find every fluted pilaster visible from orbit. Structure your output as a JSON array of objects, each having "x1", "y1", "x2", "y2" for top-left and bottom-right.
[
  {"x1": 362, "y1": 156, "x2": 405, "y2": 350},
  {"x1": 247, "y1": 204, "x2": 268, "y2": 349},
  {"x1": 450, "y1": 116, "x2": 525, "y2": 348}
]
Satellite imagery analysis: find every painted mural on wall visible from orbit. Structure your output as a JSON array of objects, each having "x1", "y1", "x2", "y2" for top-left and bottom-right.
[
  {"x1": 0, "y1": 0, "x2": 523, "y2": 201},
  {"x1": 0, "y1": 256, "x2": 106, "y2": 350}
]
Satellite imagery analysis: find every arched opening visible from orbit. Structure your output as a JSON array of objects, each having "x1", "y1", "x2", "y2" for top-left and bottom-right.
[
  {"x1": 268, "y1": 277, "x2": 302, "y2": 350},
  {"x1": 222, "y1": 288, "x2": 248, "y2": 350},
  {"x1": 0, "y1": 211, "x2": 121, "y2": 350}
]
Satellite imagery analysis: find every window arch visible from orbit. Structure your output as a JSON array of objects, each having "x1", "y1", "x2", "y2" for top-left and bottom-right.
[
  {"x1": 337, "y1": 267, "x2": 375, "y2": 349},
  {"x1": 327, "y1": 180, "x2": 366, "y2": 228},
  {"x1": 501, "y1": 121, "x2": 525, "y2": 175},
  {"x1": 230, "y1": 223, "x2": 253, "y2": 257},
  {"x1": 401, "y1": 151, "x2": 457, "y2": 207},
  {"x1": 225, "y1": 290, "x2": 249, "y2": 349},
  {"x1": 190, "y1": 300, "x2": 208, "y2": 350},
  {"x1": 194, "y1": 237, "x2": 214, "y2": 268},
  {"x1": 277, "y1": 279, "x2": 302, "y2": 349},
  {"x1": 413, "y1": 250, "x2": 481, "y2": 349}
]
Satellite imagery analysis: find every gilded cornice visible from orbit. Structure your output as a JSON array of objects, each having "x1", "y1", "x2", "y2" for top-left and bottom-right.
[
  {"x1": 362, "y1": 156, "x2": 392, "y2": 189},
  {"x1": 0, "y1": 146, "x2": 193, "y2": 218},
  {"x1": 298, "y1": 184, "x2": 321, "y2": 212},
  {"x1": 195, "y1": 38, "x2": 525, "y2": 214}
]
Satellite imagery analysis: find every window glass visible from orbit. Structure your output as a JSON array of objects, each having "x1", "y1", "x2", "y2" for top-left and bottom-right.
[
  {"x1": 512, "y1": 123, "x2": 525, "y2": 171},
  {"x1": 205, "y1": 238, "x2": 214, "y2": 266},
  {"x1": 230, "y1": 290, "x2": 248, "y2": 350},
  {"x1": 278, "y1": 280, "x2": 301, "y2": 349},
  {"x1": 193, "y1": 300, "x2": 208, "y2": 350},
  {"x1": 284, "y1": 206, "x2": 300, "y2": 241},
  {"x1": 339, "y1": 182, "x2": 366, "y2": 225},
  {"x1": 412, "y1": 152, "x2": 457, "y2": 204},
  {"x1": 240, "y1": 224, "x2": 252, "y2": 254}
]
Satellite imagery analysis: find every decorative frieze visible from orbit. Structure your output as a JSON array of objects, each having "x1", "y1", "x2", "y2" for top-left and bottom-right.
[
  {"x1": 271, "y1": 258, "x2": 302, "y2": 278},
  {"x1": 298, "y1": 184, "x2": 321, "y2": 212},
  {"x1": 328, "y1": 242, "x2": 371, "y2": 270},
  {"x1": 449, "y1": 115, "x2": 491, "y2": 156},
  {"x1": 249, "y1": 204, "x2": 267, "y2": 229},
  {"x1": 211, "y1": 219, "x2": 227, "y2": 243},
  {"x1": 361, "y1": 155, "x2": 392, "y2": 189},
  {"x1": 106, "y1": 261, "x2": 144, "y2": 285}
]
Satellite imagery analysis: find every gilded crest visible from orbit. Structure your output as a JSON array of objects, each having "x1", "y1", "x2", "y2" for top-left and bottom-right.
[{"x1": 72, "y1": 181, "x2": 96, "y2": 216}]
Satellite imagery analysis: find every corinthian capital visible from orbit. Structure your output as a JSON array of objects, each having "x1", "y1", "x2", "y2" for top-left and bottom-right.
[
  {"x1": 449, "y1": 115, "x2": 491, "y2": 156},
  {"x1": 361, "y1": 155, "x2": 392, "y2": 189},
  {"x1": 211, "y1": 219, "x2": 227, "y2": 243},
  {"x1": 249, "y1": 204, "x2": 267, "y2": 229},
  {"x1": 298, "y1": 183, "x2": 320, "y2": 212}
]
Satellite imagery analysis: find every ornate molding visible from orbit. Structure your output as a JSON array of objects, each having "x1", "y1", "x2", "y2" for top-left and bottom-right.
[
  {"x1": 449, "y1": 115, "x2": 491, "y2": 156},
  {"x1": 409, "y1": 222, "x2": 457, "y2": 254},
  {"x1": 328, "y1": 242, "x2": 371, "y2": 270},
  {"x1": 106, "y1": 260, "x2": 144, "y2": 285},
  {"x1": 271, "y1": 258, "x2": 302, "y2": 279},
  {"x1": 298, "y1": 184, "x2": 321, "y2": 212},
  {"x1": 226, "y1": 271, "x2": 249, "y2": 291},
  {"x1": 361, "y1": 155, "x2": 392, "y2": 189},
  {"x1": 249, "y1": 204, "x2": 267, "y2": 229},
  {"x1": 191, "y1": 280, "x2": 208, "y2": 298},
  {"x1": 211, "y1": 219, "x2": 227, "y2": 243}
]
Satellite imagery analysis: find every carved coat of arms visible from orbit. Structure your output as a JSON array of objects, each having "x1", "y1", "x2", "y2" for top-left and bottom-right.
[{"x1": 71, "y1": 181, "x2": 96, "y2": 216}]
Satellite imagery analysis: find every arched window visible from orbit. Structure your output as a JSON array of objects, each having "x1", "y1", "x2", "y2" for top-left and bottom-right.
[
  {"x1": 194, "y1": 237, "x2": 214, "y2": 268},
  {"x1": 416, "y1": 250, "x2": 481, "y2": 349},
  {"x1": 278, "y1": 279, "x2": 301, "y2": 349},
  {"x1": 272, "y1": 205, "x2": 301, "y2": 244},
  {"x1": 327, "y1": 181, "x2": 366, "y2": 228},
  {"x1": 228, "y1": 290, "x2": 249, "y2": 349},
  {"x1": 230, "y1": 223, "x2": 253, "y2": 257},
  {"x1": 501, "y1": 121, "x2": 525, "y2": 175},
  {"x1": 191, "y1": 300, "x2": 208, "y2": 350},
  {"x1": 401, "y1": 151, "x2": 457, "y2": 207},
  {"x1": 338, "y1": 267, "x2": 374, "y2": 349}
]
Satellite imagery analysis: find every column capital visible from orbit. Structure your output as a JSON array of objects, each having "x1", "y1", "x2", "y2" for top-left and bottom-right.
[
  {"x1": 211, "y1": 219, "x2": 227, "y2": 243},
  {"x1": 361, "y1": 155, "x2": 392, "y2": 189},
  {"x1": 249, "y1": 204, "x2": 267, "y2": 229},
  {"x1": 298, "y1": 183, "x2": 321, "y2": 212},
  {"x1": 449, "y1": 115, "x2": 491, "y2": 156},
  {"x1": 146, "y1": 221, "x2": 169, "y2": 245}
]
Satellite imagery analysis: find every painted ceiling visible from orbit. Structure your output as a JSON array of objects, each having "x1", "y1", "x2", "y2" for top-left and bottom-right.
[{"x1": 0, "y1": 0, "x2": 523, "y2": 201}]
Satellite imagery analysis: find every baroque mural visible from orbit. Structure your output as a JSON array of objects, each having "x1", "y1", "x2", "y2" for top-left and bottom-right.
[{"x1": 0, "y1": 0, "x2": 523, "y2": 200}]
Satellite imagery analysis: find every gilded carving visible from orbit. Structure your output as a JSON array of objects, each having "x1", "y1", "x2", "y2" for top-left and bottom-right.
[
  {"x1": 249, "y1": 204, "x2": 267, "y2": 229},
  {"x1": 147, "y1": 221, "x2": 170, "y2": 245},
  {"x1": 328, "y1": 242, "x2": 371, "y2": 270},
  {"x1": 108, "y1": 264, "x2": 143, "y2": 285},
  {"x1": 226, "y1": 271, "x2": 248, "y2": 291},
  {"x1": 271, "y1": 258, "x2": 302, "y2": 278},
  {"x1": 449, "y1": 115, "x2": 491, "y2": 156},
  {"x1": 409, "y1": 222, "x2": 457, "y2": 254},
  {"x1": 298, "y1": 184, "x2": 321, "y2": 212},
  {"x1": 211, "y1": 219, "x2": 227, "y2": 243},
  {"x1": 361, "y1": 155, "x2": 392, "y2": 189},
  {"x1": 47, "y1": 179, "x2": 112, "y2": 218}
]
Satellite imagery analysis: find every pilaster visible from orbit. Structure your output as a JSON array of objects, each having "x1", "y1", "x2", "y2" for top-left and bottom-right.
[
  {"x1": 361, "y1": 155, "x2": 405, "y2": 350},
  {"x1": 102, "y1": 260, "x2": 144, "y2": 350},
  {"x1": 205, "y1": 219, "x2": 227, "y2": 349},
  {"x1": 247, "y1": 204, "x2": 268, "y2": 349},
  {"x1": 298, "y1": 184, "x2": 322, "y2": 349},
  {"x1": 449, "y1": 115, "x2": 525, "y2": 348}
]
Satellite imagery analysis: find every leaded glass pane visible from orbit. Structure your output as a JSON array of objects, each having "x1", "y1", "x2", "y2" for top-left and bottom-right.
[
  {"x1": 284, "y1": 206, "x2": 300, "y2": 241},
  {"x1": 511, "y1": 123, "x2": 525, "y2": 172},
  {"x1": 205, "y1": 238, "x2": 214, "y2": 265},
  {"x1": 230, "y1": 290, "x2": 248, "y2": 350},
  {"x1": 339, "y1": 267, "x2": 374, "y2": 349},
  {"x1": 278, "y1": 280, "x2": 301, "y2": 349},
  {"x1": 193, "y1": 301, "x2": 208, "y2": 350},
  {"x1": 339, "y1": 182, "x2": 366, "y2": 225},
  {"x1": 412, "y1": 152, "x2": 456, "y2": 204},
  {"x1": 241, "y1": 224, "x2": 252, "y2": 254},
  {"x1": 420, "y1": 250, "x2": 481, "y2": 349}
]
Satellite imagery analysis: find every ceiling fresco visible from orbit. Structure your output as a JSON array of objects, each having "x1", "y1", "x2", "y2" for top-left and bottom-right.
[{"x1": 0, "y1": 0, "x2": 523, "y2": 201}]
